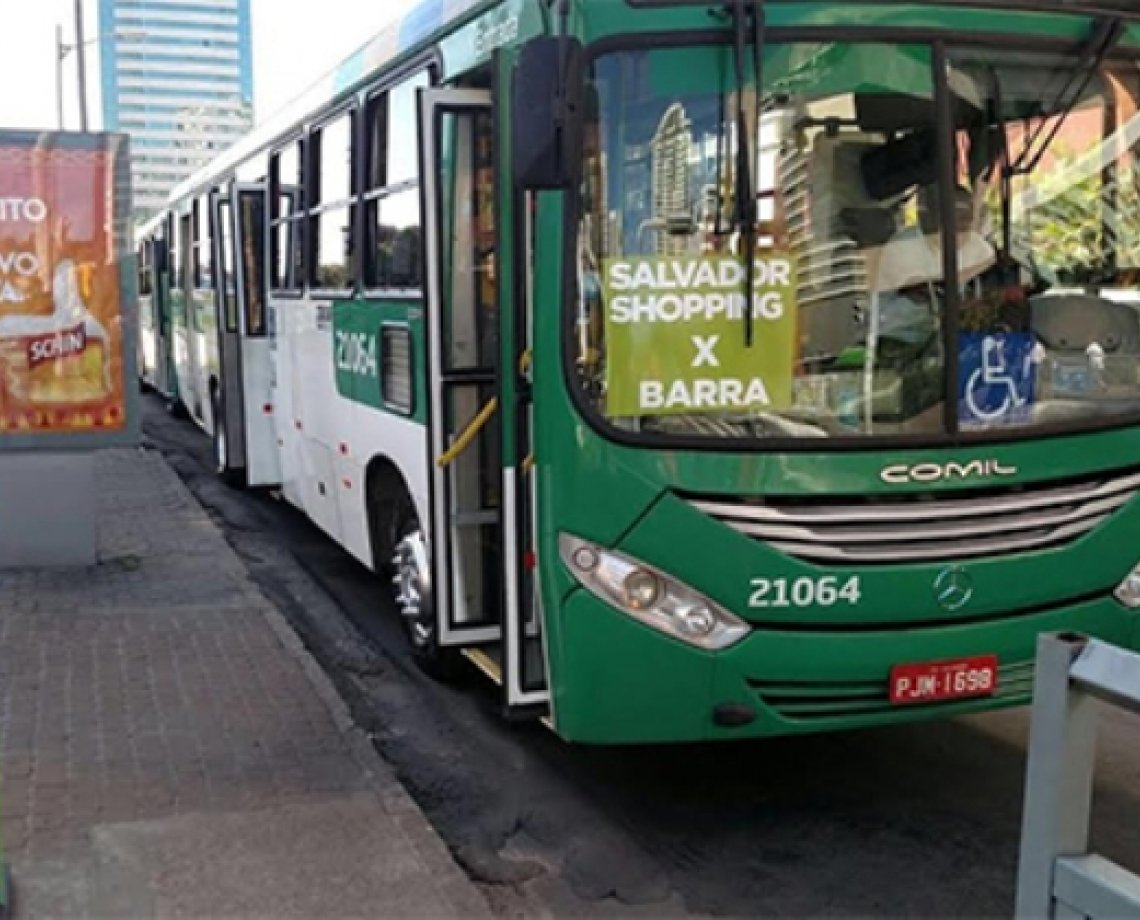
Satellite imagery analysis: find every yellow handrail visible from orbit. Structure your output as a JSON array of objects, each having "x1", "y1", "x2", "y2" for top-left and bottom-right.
[
  {"x1": 435, "y1": 351, "x2": 535, "y2": 469},
  {"x1": 436, "y1": 397, "x2": 499, "y2": 468}
]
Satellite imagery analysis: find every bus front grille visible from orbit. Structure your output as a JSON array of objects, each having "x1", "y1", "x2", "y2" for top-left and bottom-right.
[
  {"x1": 750, "y1": 661, "x2": 1035, "y2": 721},
  {"x1": 691, "y1": 468, "x2": 1140, "y2": 565}
]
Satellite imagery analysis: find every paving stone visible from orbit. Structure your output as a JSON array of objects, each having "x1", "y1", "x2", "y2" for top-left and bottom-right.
[{"x1": 0, "y1": 448, "x2": 486, "y2": 917}]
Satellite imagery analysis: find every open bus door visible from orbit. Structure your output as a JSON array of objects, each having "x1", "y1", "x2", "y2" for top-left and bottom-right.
[
  {"x1": 211, "y1": 187, "x2": 247, "y2": 480},
  {"x1": 153, "y1": 238, "x2": 173, "y2": 396},
  {"x1": 230, "y1": 183, "x2": 279, "y2": 487},
  {"x1": 420, "y1": 83, "x2": 550, "y2": 713}
]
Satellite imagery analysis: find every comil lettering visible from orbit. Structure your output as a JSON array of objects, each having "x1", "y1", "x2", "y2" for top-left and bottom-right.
[
  {"x1": 0, "y1": 198, "x2": 47, "y2": 223},
  {"x1": 880, "y1": 459, "x2": 1019, "y2": 485}
]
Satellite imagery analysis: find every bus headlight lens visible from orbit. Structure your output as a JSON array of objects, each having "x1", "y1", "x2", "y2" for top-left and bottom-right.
[
  {"x1": 559, "y1": 534, "x2": 749, "y2": 651},
  {"x1": 1115, "y1": 566, "x2": 1140, "y2": 608},
  {"x1": 624, "y1": 570, "x2": 662, "y2": 610}
]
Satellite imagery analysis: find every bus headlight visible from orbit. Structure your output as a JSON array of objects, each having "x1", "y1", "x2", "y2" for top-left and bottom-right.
[
  {"x1": 1115, "y1": 565, "x2": 1140, "y2": 608},
  {"x1": 559, "y1": 534, "x2": 749, "y2": 650}
]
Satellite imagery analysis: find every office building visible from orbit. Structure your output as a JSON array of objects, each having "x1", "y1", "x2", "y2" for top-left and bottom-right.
[{"x1": 98, "y1": 0, "x2": 254, "y2": 218}]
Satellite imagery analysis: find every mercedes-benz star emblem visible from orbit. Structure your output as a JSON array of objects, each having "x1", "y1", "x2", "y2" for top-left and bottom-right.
[{"x1": 934, "y1": 567, "x2": 974, "y2": 611}]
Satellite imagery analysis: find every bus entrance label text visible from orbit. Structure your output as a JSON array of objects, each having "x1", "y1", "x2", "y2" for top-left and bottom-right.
[{"x1": 602, "y1": 255, "x2": 797, "y2": 417}]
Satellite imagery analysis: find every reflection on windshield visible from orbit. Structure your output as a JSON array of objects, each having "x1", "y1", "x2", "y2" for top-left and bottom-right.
[
  {"x1": 575, "y1": 42, "x2": 1140, "y2": 443},
  {"x1": 954, "y1": 49, "x2": 1140, "y2": 432}
]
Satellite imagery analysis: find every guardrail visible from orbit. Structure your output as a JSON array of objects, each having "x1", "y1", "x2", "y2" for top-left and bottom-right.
[{"x1": 1015, "y1": 633, "x2": 1140, "y2": 918}]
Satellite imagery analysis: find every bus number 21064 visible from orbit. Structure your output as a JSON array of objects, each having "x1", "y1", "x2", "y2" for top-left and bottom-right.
[{"x1": 749, "y1": 576, "x2": 862, "y2": 609}]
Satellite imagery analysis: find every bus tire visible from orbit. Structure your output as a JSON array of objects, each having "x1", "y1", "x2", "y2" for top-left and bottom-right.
[
  {"x1": 211, "y1": 391, "x2": 246, "y2": 489},
  {"x1": 388, "y1": 498, "x2": 463, "y2": 682}
]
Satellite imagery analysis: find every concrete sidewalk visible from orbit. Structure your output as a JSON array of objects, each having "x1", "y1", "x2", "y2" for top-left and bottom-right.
[{"x1": 0, "y1": 448, "x2": 489, "y2": 918}]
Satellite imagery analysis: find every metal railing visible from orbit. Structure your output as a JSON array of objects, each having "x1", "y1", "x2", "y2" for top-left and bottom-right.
[{"x1": 1015, "y1": 633, "x2": 1140, "y2": 918}]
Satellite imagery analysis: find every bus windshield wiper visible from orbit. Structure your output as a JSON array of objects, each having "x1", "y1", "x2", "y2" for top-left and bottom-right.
[
  {"x1": 1009, "y1": 15, "x2": 1124, "y2": 177},
  {"x1": 726, "y1": 0, "x2": 765, "y2": 347}
]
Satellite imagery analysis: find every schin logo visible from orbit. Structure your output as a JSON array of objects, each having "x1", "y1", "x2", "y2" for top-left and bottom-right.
[{"x1": 880, "y1": 459, "x2": 1019, "y2": 485}]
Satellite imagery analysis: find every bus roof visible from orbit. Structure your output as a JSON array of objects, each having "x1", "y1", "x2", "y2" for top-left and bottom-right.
[
  {"x1": 160, "y1": 0, "x2": 498, "y2": 215},
  {"x1": 641, "y1": 0, "x2": 1140, "y2": 14}
]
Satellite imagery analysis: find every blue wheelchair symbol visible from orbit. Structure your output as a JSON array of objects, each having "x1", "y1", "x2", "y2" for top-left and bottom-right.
[{"x1": 959, "y1": 333, "x2": 1036, "y2": 425}]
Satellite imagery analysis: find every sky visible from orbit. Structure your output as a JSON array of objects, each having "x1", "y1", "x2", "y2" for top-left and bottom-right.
[{"x1": 0, "y1": 0, "x2": 419, "y2": 131}]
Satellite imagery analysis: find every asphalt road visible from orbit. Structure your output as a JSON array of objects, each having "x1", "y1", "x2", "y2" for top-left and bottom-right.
[{"x1": 142, "y1": 394, "x2": 1140, "y2": 917}]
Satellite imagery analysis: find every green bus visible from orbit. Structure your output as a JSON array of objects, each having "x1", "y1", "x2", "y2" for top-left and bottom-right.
[{"x1": 137, "y1": 0, "x2": 1140, "y2": 742}]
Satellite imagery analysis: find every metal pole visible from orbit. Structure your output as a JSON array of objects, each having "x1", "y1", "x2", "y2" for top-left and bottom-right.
[
  {"x1": 55, "y1": 24, "x2": 65, "y2": 130},
  {"x1": 74, "y1": 0, "x2": 89, "y2": 131},
  {"x1": 1014, "y1": 634, "x2": 1099, "y2": 919}
]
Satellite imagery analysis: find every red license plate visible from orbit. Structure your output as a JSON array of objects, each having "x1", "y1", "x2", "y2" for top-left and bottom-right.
[{"x1": 889, "y1": 655, "x2": 999, "y2": 706}]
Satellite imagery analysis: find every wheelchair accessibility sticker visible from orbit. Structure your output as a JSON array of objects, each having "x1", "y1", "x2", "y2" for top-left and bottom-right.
[{"x1": 959, "y1": 333, "x2": 1037, "y2": 426}]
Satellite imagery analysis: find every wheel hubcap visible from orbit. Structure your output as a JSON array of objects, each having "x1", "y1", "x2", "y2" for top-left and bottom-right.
[{"x1": 392, "y1": 530, "x2": 434, "y2": 649}]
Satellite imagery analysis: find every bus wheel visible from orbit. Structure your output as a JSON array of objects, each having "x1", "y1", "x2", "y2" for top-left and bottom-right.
[
  {"x1": 211, "y1": 391, "x2": 245, "y2": 488},
  {"x1": 391, "y1": 508, "x2": 462, "y2": 681}
]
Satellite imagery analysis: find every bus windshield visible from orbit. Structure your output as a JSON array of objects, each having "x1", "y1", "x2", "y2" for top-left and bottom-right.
[{"x1": 574, "y1": 40, "x2": 1140, "y2": 443}]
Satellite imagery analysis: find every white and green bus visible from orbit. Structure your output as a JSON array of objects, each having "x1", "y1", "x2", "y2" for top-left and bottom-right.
[{"x1": 138, "y1": 0, "x2": 1140, "y2": 743}]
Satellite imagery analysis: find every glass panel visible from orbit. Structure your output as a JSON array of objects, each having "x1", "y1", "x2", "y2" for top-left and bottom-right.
[
  {"x1": 239, "y1": 192, "x2": 267, "y2": 335},
  {"x1": 277, "y1": 141, "x2": 302, "y2": 208},
  {"x1": 445, "y1": 381, "x2": 500, "y2": 627},
  {"x1": 577, "y1": 42, "x2": 944, "y2": 441},
  {"x1": 197, "y1": 196, "x2": 213, "y2": 290},
  {"x1": 950, "y1": 50, "x2": 1140, "y2": 432},
  {"x1": 441, "y1": 108, "x2": 497, "y2": 371},
  {"x1": 271, "y1": 188, "x2": 301, "y2": 291},
  {"x1": 218, "y1": 200, "x2": 238, "y2": 333},
  {"x1": 386, "y1": 72, "x2": 429, "y2": 189},
  {"x1": 138, "y1": 244, "x2": 152, "y2": 297},
  {"x1": 316, "y1": 112, "x2": 353, "y2": 205},
  {"x1": 366, "y1": 188, "x2": 422, "y2": 289},
  {"x1": 313, "y1": 205, "x2": 353, "y2": 290}
]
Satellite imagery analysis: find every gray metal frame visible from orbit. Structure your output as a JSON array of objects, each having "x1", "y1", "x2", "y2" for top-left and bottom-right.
[{"x1": 1015, "y1": 633, "x2": 1140, "y2": 918}]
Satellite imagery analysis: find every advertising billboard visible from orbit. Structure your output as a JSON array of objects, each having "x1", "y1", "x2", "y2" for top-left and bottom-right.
[{"x1": 0, "y1": 131, "x2": 137, "y2": 449}]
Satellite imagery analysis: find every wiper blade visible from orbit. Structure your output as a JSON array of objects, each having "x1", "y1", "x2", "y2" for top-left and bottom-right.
[
  {"x1": 1010, "y1": 16, "x2": 1124, "y2": 177},
  {"x1": 726, "y1": 0, "x2": 765, "y2": 347}
]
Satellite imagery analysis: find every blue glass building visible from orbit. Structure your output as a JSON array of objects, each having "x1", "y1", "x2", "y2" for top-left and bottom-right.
[{"x1": 98, "y1": 0, "x2": 254, "y2": 217}]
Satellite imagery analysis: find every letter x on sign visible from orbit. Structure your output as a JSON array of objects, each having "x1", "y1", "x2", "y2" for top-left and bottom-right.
[{"x1": 692, "y1": 334, "x2": 720, "y2": 368}]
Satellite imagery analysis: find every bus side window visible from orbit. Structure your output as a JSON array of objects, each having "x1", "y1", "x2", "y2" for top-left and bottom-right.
[
  {"x1": 270, "y1": 139, "x2": 305, "y2": 294},
  {"x1": 309, "y1": 108, "x2": 356, "y2": 292},
  {"x1": 364, "y1": 70, "x2": 429, "y2": 291},
  {"x1": 196, "y1": 194, "x2": 213, "y2": 292}
]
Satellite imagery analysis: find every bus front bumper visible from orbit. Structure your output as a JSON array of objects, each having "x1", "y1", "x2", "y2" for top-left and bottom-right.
[{"x1": 552, "y1": 590, "x2": 1140, "y2": 744}]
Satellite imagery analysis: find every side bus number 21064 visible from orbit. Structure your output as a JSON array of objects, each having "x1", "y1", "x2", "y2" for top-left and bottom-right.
[{"x1": 749, "y1": 576, "x2": 862, "y2": 609}]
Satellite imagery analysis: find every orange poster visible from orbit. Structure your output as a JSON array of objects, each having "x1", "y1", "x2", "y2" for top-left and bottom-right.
[{"x1": 0, "y1": 139, "x2": 126, "y2": 434}]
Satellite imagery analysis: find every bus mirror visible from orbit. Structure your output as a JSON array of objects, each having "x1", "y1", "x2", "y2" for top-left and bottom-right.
[{"x1": 512, "y1": 36, "x2": 584, "y2": 191}]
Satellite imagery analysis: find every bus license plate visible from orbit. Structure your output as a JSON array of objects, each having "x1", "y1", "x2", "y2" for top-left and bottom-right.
[{"x1": 889, "y1": 655, "x2": 999, "y2": 706}]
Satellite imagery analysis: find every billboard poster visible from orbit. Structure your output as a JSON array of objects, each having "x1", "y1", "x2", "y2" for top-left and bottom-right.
[
  {"x1": 601, "y1": 254, "x2": 798, "y2": 417},
  {"x1": 0, "y1": 132, "x2": 134, "y2": 444}
]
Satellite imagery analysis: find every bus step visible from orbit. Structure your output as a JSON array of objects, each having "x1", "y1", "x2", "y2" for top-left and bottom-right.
[{"x1": 462, "y1": 645, "x2": 503, "y2": 685}]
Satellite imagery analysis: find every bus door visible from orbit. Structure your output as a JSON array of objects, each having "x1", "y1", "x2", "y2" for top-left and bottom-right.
[
  {"x1": 421, "y1": 87, "x2": 502, "y2": 654},
  {"x1": 212, "y1": 189, "x2": 248, "y2": 476},
  {"x1": 421, "y1": 85, "x2": 550, "y2": 711},
  {"x1": 152, "y1": 237, "x2": 174, "y2": 396},
  {"x1": 230, "y1": 183, "x2": 280, "y2": 487}
]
